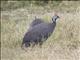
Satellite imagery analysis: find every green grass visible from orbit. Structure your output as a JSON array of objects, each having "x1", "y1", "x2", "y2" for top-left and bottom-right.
[{"x1": 1, "y1": 1, "x2": 80, "y2": 60}]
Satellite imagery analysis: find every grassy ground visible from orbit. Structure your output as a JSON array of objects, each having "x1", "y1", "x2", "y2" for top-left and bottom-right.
[{"x1": 1, "y1": 1, "x2": 80, "y2": 60}]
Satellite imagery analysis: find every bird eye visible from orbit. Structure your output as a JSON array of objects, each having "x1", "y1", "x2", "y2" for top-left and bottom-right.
[{"x1": 57, "y1": 16, "x2": 60, "y2": 18}]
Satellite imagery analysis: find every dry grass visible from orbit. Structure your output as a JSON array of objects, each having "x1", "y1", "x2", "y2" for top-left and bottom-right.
[{"x1": 1, "y1": 1, "x2": 80, "y2": 60}]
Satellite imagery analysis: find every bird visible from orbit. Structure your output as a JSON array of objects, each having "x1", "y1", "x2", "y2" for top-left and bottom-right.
[{"x1": 21, "y1": 14, "x2": 59, "y2": 48}]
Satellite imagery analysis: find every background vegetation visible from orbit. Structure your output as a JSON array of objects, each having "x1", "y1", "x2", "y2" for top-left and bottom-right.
[{"x1": 1, "y1": 1, "x2": 80, "y2": 60}]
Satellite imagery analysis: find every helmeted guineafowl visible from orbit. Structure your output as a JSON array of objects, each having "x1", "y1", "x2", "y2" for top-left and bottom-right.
[{"x1": 22, "y1": 15, "x2": 59, "y2": 48}]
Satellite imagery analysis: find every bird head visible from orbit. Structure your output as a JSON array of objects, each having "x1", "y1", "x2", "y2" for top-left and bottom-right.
[{"x1": 52, "y1": 15, "x2": 60, "y2": 23}]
